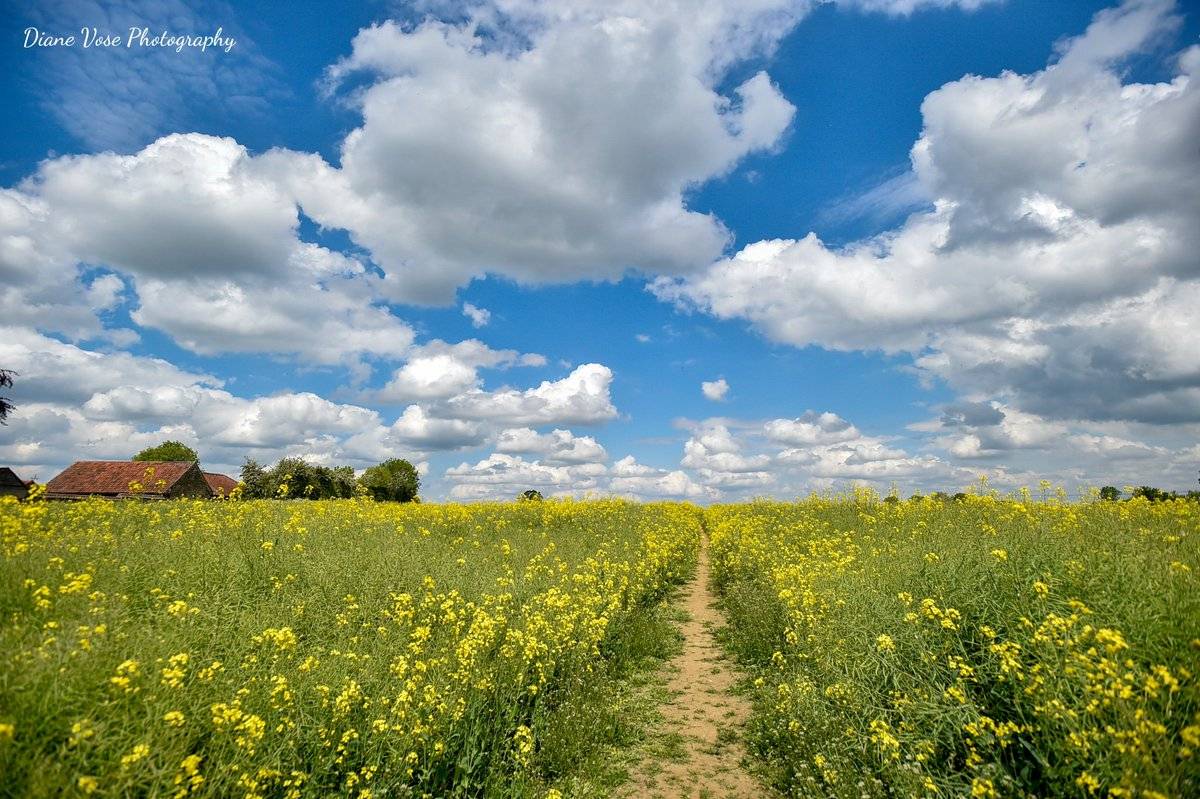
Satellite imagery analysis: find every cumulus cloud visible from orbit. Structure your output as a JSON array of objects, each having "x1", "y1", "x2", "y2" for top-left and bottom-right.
[
  {"x1": 378, "y1": 355, "x2": 482, "y2": 402},
  {"x1": 1, "y1": 0, "x2": 1002, "y2": 367},
  {"x1": 258, "y1": 0, "x2": 804, "y2": 303},
  {"x1": 442, "y1": 451, "x2": 713, "y2": 502},
  {"x1": 764, "y1": 411, "x2": 861, "y2": 446},
  {"x1": 0, "y1": 329, "x2": 617, "y2": 487},
  {"x1": 673, "y1": 414, "x2": 962, "y2": 496},
  {"x1": 385, "y1": 405, "x2": 489, "y2": 451},
  {"x1": 445, "y1": 453, "x2": 608, "y2": 500},
  {"x1": 440, "y1": 363, "x2": 618, "y2": 426},
  {"x1": 494, "y1": 427, "x2": 608, "y2": 464},
  {"x1": 6, "y1": 134, "x2": 415, "y2": 368},
  {"x1": 911, "y1": 399, "x2": 1200, "y2": 487},
  {"x1": 654, "y1": 0, "x2": 1200, "y2": 427},
  {"x1": 701, "y1": 378, "x2": 730, "y2": 402},
  {"x1": 371, "y1": 339, "x2": 546, "y2": 403},
  {"x1": 606, "y1": 456, "x2": 718, "y2": 500},
  {"x1": 462, "y1": 303, "x2": 491, "y2": 327},
  {"x1": 682, "y1": 430, "x2": 775, "y2": 490},
  {"x1": 0, "y1": 325, "x2": 218, "y2": 407}
]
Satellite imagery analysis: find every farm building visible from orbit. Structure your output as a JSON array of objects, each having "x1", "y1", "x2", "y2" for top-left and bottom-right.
[
  {"x1": 203, "y1": 471, "x2": 239, "y2": 497},
  {"x1": 45, "y1": 461, "x2": 213, "y2": 500},
  {"x1": 0, "y1": 467, "x2": 30, "y2": 500}
]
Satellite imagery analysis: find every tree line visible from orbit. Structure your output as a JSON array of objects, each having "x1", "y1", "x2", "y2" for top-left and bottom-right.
[{"x1": 133, "y1": 440, "x2": 419, "y2": 502}]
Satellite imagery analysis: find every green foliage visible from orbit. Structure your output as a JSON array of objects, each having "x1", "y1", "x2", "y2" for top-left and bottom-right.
[
  {"x1": 358, "y1": 458, "x2": 420, "y2": 503},
  {"x1": 0, "y1": 368, "x2": 15, "y2": 425},
  {"x1": 1132, "y1": 485, "x2": 1172, "y2": 502},
  {"x1": 1099, "y1": 486, "x2": 1121, "y2": 501},
  {"x1": 132, "y1": 440, "x2": 198, "y2": 463},
  {"x1": 238, "y1": 458, "x2": 417, "y2": 502},
  {"x1": 519, "y1": 489, "x2": 545, "y2": 502},
  {"x1": 261, "y1": 457, "x2": 358, "y2": 500},
  {"x1": 239, "y1": 458, "x2": 266, "y2": 498}
]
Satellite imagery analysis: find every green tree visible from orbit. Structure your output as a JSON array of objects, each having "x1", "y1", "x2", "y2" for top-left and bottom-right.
[
  {"x1": 0, "y1": 369, "x2": 16, "y2": 425},
  {"x1": 328, "y1": 466, "x2": 360, "y2": 499},
  {"x1": 133, "y1": 440, "x2": 199, "y2": 462},
  {"x1": 1099, "y1": 486, "x2": 1121, "y2": 501},
  {"x1": 264, "y1": 458, "x2": 323, "y2": 500},
  {"x1": 239, "y1": 459, "x2": 267, "y2": 498},
  {"x1": 519, "y1": 489, "x2": 544, "y2": 502},
  {"x1": 1132, "y1": 486, "x2": 1170, "y2": 502},
  {"x1": 359, "y1": 459, "x2": 420, "y2": 502},
  {"x1": 244, "y1": 458, "x2": 366, "y2": 501}
]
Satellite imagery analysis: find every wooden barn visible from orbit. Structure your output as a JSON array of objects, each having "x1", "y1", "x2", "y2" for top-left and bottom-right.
[
  {"x1": 0, "y1": 467, "x2": 30, "y2": 500},
  {"x1": 45, "y1": 461, "x2": 213, "y2": 500},
  {"x1": 203, "y1": 471, "x2": 239, "y2": 497}
]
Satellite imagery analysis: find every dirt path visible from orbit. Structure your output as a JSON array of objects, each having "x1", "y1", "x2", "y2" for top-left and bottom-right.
[{"x1": 617, "y1": 539, "x2": 768, "y2": 798}]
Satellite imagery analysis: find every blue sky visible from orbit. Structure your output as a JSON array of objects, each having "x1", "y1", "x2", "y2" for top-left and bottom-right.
[{"x1": 2, "y1": 0, "x2": 1198, "y2": 499}]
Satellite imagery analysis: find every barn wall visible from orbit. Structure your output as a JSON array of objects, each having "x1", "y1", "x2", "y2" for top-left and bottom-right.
[{"x1": 169, "y1": 465, "x2": 214, "y2": 499}]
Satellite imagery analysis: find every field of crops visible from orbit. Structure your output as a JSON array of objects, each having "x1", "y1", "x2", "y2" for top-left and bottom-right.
[
  {"x1": 709, "y1": 493, "x2": 1200, "y2": 798},
  {"x1": 0, "y1": 497, "x2": 700, "y2": 798}
]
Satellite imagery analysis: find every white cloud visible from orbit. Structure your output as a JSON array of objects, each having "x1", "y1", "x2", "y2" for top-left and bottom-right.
[
  {"x1": 654, "y1": 0, "x2": 1200, "y2": 427},
  {"x1": 606, "y1": 456, "x2": 718, "y2": 500},
  {"x1": 672, "y1": 414, "x2": 961, "y2": 496},
  {"x1": 681, "y1": 424, "x2": 774, "y2": 488},
  {"x1": 0, "y1": 188, "x2": 110, "y2": 341},
  {"x1": 764, "y1": 411, "x2": 860, "y2": 446},
  {"x1": 494, "y1": 427, "x2": 608, "y2": 464},
  {"x1": 0, "y1": 325, "x2": 217, "y2": 407},
  {"x1": 910, "y1": 399, "x2": 1198, "y2": 487},
  {"x1": 386, "y1": 405, "x2": 488, "y2": 451},
  {"x1": 816, "y1": 169, "x2": 930, "y2": 229},
  {"x1": 440, "y1": 363, "x2": 618, "y2": 425},
  {"x1": 378, "y1": 355, "x2": 482, "y2": 402},
  {"x1": 441, "y1": 450, "x2": 718, "y2": 502},
  {"x1": 372, "y1": 339, "x2": 547, "y2": 403},
  {"x1": 0, "y1": 0, "x2": 1002, "y2": 369},
  {"x1": 261, "y1": 0, "x2": 802, "y2": 303},
  {"x1": 701, "y1": 378, "x2": 730, "y2": 402},
  {"x1": 445, "y1": 453, "x2": 607, "y2": 500},
  {"x1": 6, "y1": 134, "x2": 415, "y2": 368},
  {"x1": 462, "y1": 302, "x2": 491, "y2": 327},
  {"x1": 842, "y1": 0, "x2": 997, "y2": 15},
  {"x1": 0, "y1": 329, "x2": 616, "y2": 485}
]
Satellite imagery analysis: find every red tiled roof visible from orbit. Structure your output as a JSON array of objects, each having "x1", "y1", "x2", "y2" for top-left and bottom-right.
[
  {"x1": 204, "y1": 472, "x2": 239, "y2": 496},
  {"x1": 45, "y1": 461, "x2": 197, "y2": 496}
]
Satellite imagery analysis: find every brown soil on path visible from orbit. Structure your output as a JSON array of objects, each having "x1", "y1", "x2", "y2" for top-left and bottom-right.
[{"x1": 616, "y1": 539, "x2": 771, "y2": 799}]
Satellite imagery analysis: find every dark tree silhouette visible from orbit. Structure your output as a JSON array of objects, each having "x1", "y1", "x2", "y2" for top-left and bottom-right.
[{"x1": 0, "y1": 369, "x2": 15, "y2": 425}]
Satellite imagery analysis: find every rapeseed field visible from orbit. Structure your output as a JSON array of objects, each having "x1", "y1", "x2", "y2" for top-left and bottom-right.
[
  {"x1": 0, "y1": 496, "x2": 700, "y2": 797},
  {"x1": 709, "y1": 490, "x2": 1199, "y2": 798}
]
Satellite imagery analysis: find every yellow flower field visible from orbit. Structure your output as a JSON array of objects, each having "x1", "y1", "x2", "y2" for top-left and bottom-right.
[
  {"x1": 709, "y1": 491, "x2": 1200, "y2": 798},
  {"x1": 0, "y1": 496, "x2": 700, "y2": 797}
]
